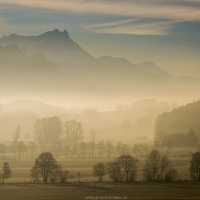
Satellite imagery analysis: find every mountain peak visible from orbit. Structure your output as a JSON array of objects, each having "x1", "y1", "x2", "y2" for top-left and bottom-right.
[{"x1": 39, "y1": 29, "x2": 70, "y2": 41}]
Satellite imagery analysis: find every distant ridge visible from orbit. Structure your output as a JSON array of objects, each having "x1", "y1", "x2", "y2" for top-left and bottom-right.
[{"x1": 0, "y1": 29, "x2": 200, "y2": 98}]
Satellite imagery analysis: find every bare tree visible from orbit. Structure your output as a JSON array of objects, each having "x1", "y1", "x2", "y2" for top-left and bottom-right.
[
  {"x1": 159, "y1": 155, "x2": 170, "y2": 181},
  {"x1": 190, "y1": 152, "x2": 200, "y2": 181},
  {"x1": 64, "y1": 120, "x2": 83, "y2": 146},
  {"x1": 143, "y1": 149, "x2": 161, "y2": 181},
  {"x1": 117, "y1": 143, "x2": 129, "y2": 155},
  {"x1": 1, "y1": 162, "x2": 12, "y2": 184},
  {"x1": 153, "y1": 130, "x2": 165, "y2": 149},
  {"x1": 106, "y1": 140, "x2": 114, "y2": 158},
  {"x1": 165, "y1": 168, "x2": 178, "y2": 181},
  {"x1": 12, "y1": 125, "x2": 21, "y2": 159},
  {"x1": 90, "y1": 130, "x2": 95, "y2": 158},
  {"x1": 0, "y1": 143, "x2": 6, "y2": 160},
  {"x1": 143, "y1": 149, "x2": 175, "y2": 182},
  {"x1": 97, "y1": 140, "x2": 105, "y2": 158},
  {"x1": 34, "y1": 116, "x2": 62, "y2": 145},
  {"x1": 31, "y1": 152, "x2": 58, "y2": 183},
  {"x1": 93, "y1": 162, "x2": 106, "y2": 182},
  {"x1": 88, "y1": 141, "x2": 96, "y2": 159},
  {"x1": 107, "y1": 160, "x2": 124, "y2": 182},
  {"x1": 13, "y1": 125, "x2": 21, "y2": 142},
  {"x1": 16, "y1": 141, "x2": 26, "y2": 160},
  {"x1": 79, "y1": 142, "x2": 88, "y2": 158},
  {"x1": 57, "y1": 164, "x2": 70, "y2": 183},
  {"x1": 30, "y1": 165, "x2": 41, "y2": 183},
  {"x1": 117, "y1": 154, "x2": 138, "y2": 182},
  {"x1": 28, "y1": 141, "x2": 36, "y2": 159}
]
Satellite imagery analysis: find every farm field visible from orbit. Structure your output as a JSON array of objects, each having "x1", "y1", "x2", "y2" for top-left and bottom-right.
[
  {"x1": 0, "y1": 182, "x2": 200, "y2": 200},
  {"x1": 1, "y1": 156, "x2": 192, "y2": 183}
]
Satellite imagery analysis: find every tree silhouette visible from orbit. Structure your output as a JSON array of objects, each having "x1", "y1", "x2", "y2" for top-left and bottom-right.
[
  {"x1": 12, "y1": 125, "x2": 21, "y2": 159},
  {"x1": 190, "y1": 152, "x2": 200, "y2": 181},
  {"x1": 1, "y1": 162, "x2": 12, "y2": 184},
  {"x1": 143, "y1": 149, "x2": 177, "y2": 182},
  {"x1": 93, "y1": 162, "x2": 106, "y2": 182},
  {"x1": 107, "y1": 160, "x2": 124, "y2": 182},
  {"x1": 34, "y1": 116, "x2": 62, "y2": 144},
  {"x1": 143, "y1": 149, "x2": 161, "y2": 181},
  {"x1": 17, "y1": 141, "x2": 26, "y2": 160},
  {"x1": 160, "y1": 155, "x2": 170, "y2": 181},
  {"x1": 117, "y1": 154, "x2": 138, "y2": 182},
  {"x1": 30, "y1": 165, "x2": 41, "y2": 183},
  {"x1": 64, "y1": 120, "x2": 83, "y2": 146},
  {"x1": 165, "y1": 168, "x2": 178, "y2": 181},
  {"x1": 0, "y1": 143, "x2": 6, "y2": 160},
  {"x1": 31, "y1": 152, "x2": 58, "y2": 183},
  {"x1": 57, "y1": 164, "x2": 70, "y2": 183}
]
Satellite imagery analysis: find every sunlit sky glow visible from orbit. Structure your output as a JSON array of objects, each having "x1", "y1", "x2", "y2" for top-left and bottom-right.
[{"x1": 0, "y1": 0, "x2": 200, "y2": 76}]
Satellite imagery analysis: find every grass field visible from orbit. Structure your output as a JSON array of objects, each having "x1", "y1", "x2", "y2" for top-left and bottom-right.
[
  {"x1": 0, "y1": 182, "x2": 200, "y2": 200},
  {"x1": 2, "y1": 157, "x2": 191, "y2": 183},
  {"x1": 0, "y1": 157, "x2": 198, "y2": 200}
]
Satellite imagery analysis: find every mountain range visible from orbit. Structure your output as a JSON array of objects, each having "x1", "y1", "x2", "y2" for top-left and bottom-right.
[{"x1": 0, "y1": 29, "x2": 199, "y2": 100}]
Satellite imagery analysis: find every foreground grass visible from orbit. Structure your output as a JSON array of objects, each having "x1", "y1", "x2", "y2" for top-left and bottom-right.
[{"x1": 0, "y1": 182, "x2": 199, "y2": 200}]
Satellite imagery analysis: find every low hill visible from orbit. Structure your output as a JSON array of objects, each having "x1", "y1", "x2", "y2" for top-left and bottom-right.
[{"x1": 155, "y1": 101, "x2": 200, "y2": 145}]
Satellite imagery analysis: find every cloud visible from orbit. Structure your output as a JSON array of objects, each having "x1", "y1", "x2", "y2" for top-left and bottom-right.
[
  {"x1": 0, "y1": 0, "x2": 200, "y2": 36},
  {"x1": 84, "y1": 19, "x2": 139, "y2": 29},
  {"x1": 0, "y1": 0, "x2": 200, "y2": 21},
  {"x1": 84, "y1": 19, "x2": 178, "y2": 36}
]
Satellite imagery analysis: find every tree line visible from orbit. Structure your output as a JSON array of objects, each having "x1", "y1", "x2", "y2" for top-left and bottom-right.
[
  {"x1": 154, "y1": 101, "x2": 200, "y2": 147},
  {"x1": 0, "y1": 116, "x2": 196, "y2": 161},
  {"x1": 0, "y1": 119, "x2": 149, "y2": 160},
  {"x1": 93, "y1": 149, "x2": 200, "y2": 183},
  {"x1": 1, "y1": 150, "x2": 200, "y2": 184}
]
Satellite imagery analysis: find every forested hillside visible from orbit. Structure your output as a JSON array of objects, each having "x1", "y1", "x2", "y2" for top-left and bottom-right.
[{"x1": 155, "y1": 101, "x2": 200, "y2": 146}]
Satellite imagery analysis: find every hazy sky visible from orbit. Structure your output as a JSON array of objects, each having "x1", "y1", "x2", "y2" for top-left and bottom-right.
[{"x1": 0, "y1": 0, "x2": 200, "y2": 76}]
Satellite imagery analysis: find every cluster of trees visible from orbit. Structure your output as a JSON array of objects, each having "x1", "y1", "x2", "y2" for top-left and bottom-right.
[
  {"x1": 190, "y1": 152, "x2": 200, "y2": 181},
  {"x1": 30, "y1": 152, "x2": 69, "y2": 183},
  {"x1": 62, "y1": 141, "x2": 149, "y2": 159},
  {"x1": 93, "y1": 150, "x2": 179, "y2": 182},
  {"x1": 154, "y1": 101, "x2": 200, "y2": 147},
  {"x1": 1, "y1": 150, "x2": 200, "y2": 184},
  {"x1": 34, "y1": 117, "x2": 83, "y2": 146},
  {"x1": 155, "y1": 128, "x2": 199, "y2": 149},
  {"x1": 11, "y1": 117, "x2": 150, "y2": 160},
  {"x1": 162, "y1": 129, "x2": 198, "y2": 148},
  {"x1": 143, "y1": 149, "x2": 178, "y2": 181},
  {"x1": 93, "y1": 155, "x2": 138, "y2": 182},
  {"x1": 0, "y1": 125, "x2": 37, "y2": 160},
  {"x1": 0, "y1": 118, "x2": 84, "y2": 160},
  {"x1": 93, "y1": 149, "x2": 200, "y2": 182},
  {"x1": 0, "y1": 140, "x2": 37, "y2": 160},
  {"x1": 0, "y1": 141, "x2": 147, "y2": 161}
]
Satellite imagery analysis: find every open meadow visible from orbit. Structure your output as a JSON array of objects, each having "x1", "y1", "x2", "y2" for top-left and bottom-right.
[
  {"x1": 0, "y1": 182, "x2": 200, "y2": 200},
  {"x1": 0, "y1": 154, "x2": 196, "y2": 199},
  {"x1": 3, "y1": 156, "x2": 191, "y2": 183}
]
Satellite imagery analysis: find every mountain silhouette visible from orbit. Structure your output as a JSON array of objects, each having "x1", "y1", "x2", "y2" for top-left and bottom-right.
[
  {"x1": 0, "y1": 29, "x2": 169, "y2": 77},
  {"x1": 0, "y1": 44, "x2": 81, "y2": 95},
  {"x1": 0, "y1": 29, "x2": 200, "y2": 98}
]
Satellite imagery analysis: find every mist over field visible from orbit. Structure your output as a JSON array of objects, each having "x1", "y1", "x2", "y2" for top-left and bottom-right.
[
  {"x1": 0, "y1": 26, "x2": 200, "y2": 200},
  {"x1": 0, "y1": 29, "x2": 200, "y2": 108},
  {"x1": 0, "y1": 29, "x2": 199, "y2": 144},
  {"x1": 1, "y1": 0, "x2": 200, "y2": 199}
]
